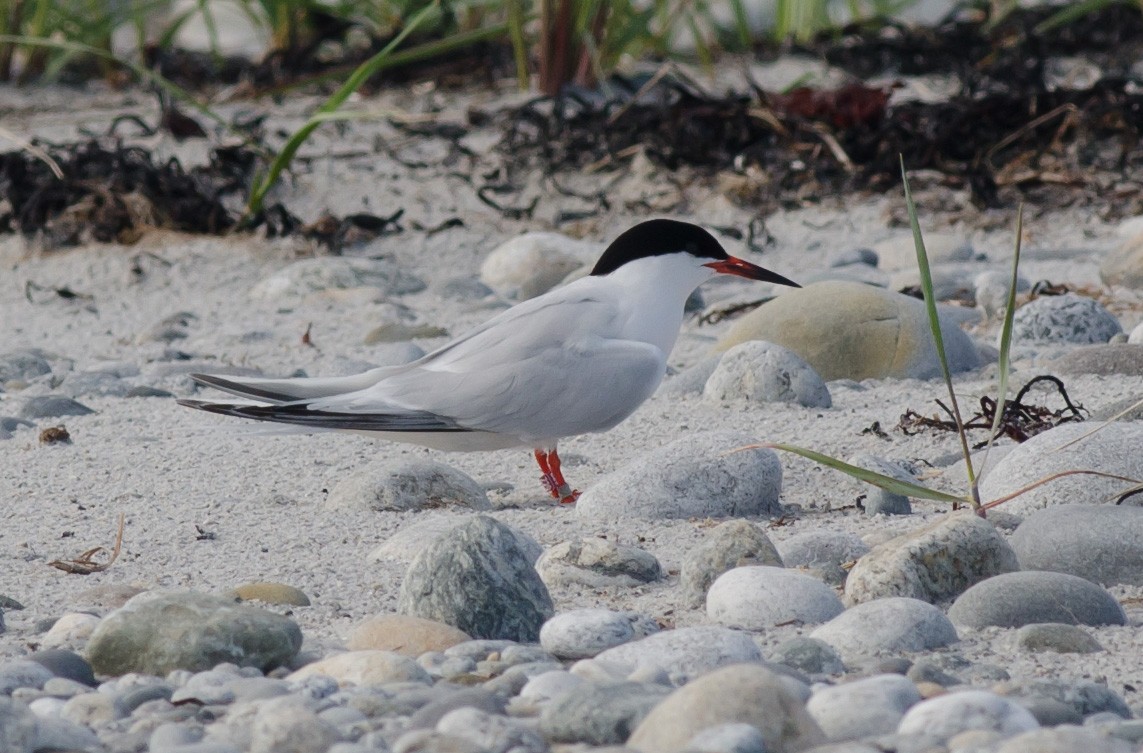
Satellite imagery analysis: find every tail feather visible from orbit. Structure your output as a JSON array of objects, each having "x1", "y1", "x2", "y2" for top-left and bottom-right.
[
  {"x1": 189, "y1": 369, "x2": 392, "y2": 404},
  {"x1": 177, "y1": 398, "x2": 466, "y2": 432}
]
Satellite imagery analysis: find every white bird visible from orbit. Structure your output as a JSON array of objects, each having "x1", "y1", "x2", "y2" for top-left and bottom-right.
[{"x1": 178, "y1": 219, "x2": 799, "y2": 503}]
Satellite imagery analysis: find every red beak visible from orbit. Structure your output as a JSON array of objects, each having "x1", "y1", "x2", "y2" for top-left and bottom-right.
[{"x1": 704, "y1": 257, "x2": 801, "y2": 288}]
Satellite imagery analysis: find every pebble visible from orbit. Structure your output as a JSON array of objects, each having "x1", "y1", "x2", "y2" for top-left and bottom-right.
[
  {"x1": 27, "y1": 649, "x2": 96, "y2": 687},
  {"x1": 679, "y1": 520, "x2": 783, "y2": 608},
  {"x1": 61, "y1": 691, "x2": 126, "y2": 726},
  {"x1": 540, "y1": 680, "x2": 673, "y2": 745},
  {"x1": 0, "y1": 660, "x2": 54, "y2": 694},
  {"x1": 539, "y1": 609, "x2": 653, "y2": 660},
  {"x1": 575, "y1": 431, "x2": 783, "y2": 522},
  {"x1": 228, "y1": 582, "x2": 311, "y2": 607},
  {"x1": 1009, "y1": 505, "x2": 1143, "y2": 585},
  {"x1": 407, "y1": 687, "x2": 505, "y2": 730},
  {"x1": 85, "y1": 590, "x2": 302, "y2": 676},
  {"x1": 1051, "y1": 343, "x2": 1143, "y2": 376},
  {"x1": 683, "y1": 722, "x2": 769, "y2": 753},
  {"x1": 873, "y1": 233, "x2": 973, "y2": 271},
  {"x1": 535, "y1": 538, "x2": 661, "y2": 588},
  {"x1": 769, "y1": 637, "x2": 845, "y2": 676},
  {"x1": 18, "y1": 395, "x2": 94, "y2": 419},
  {"x1": 995, "y1": 726, "x2": 1135, "y2": 753},
  {"x1": 73, "y1": 583, "x2": 146, "y2": 610},
  {"x1": 347, "y1": 615, "x2": 471, "y2": 655},
  {"x1": 397, "y1": 515, "x2": 554, "y2": 642},
  {"x1": 40, "y1": 612, "x2": 101, "y2": 650},
  {"x1": 703, "y1": 340, "x2": 832, "y2": 408},
  {"x1": 326, "y1": 459, "x2": 491, "y2": 512},
  {"x1": 627, "y1": 664, "x2": 826, "y2": 753},
  {"x1": 1012, "y1": 623, "x2": 1104, "y2": 654},
  {"x1": 706, "y1": 566, "x2": 844, "y2": 629},
  {"x1": 948, "y1": 571, "x2": 1126, "y2": 629},
  {"x1": 436, "y1": 706, "x2": 546, "y2": 752},
  {"x1": 977, "y1": 422, "x2": 1143, "y2": 514},
  {"x1": 844, "y1": 512, "x2": 1019, "y2": 604},
  {"x1": 714, "y1": 280, "x2": 982, "y2": 381},
  {"x1": 289, "y1": 650, "x2": 431, "y2": 687},
  {"x1": 369, "y1": 515, "x2": 542, "y2": 564},
  {"x1": 249, "y1": 257, "x2": 425, "y2": 300},
  {"x1": 810, "y1": 597, "x2": 959, "y2": 662},
  {"x1": 890, "y1": 265, "x2": 976, "y2": 303},
  {"x1": 0, "y1": 348, "x2": 53, "y2": 383},
  {"x1": 518, "y1": 670, "x2": 584, "y2": 704},
  {"x1": 57, "y1": 370, "x2": 133, "y2": 398},
  {"x1": 1099, "y1": 230, "x2": 1143, "y2": 288},
  {"x1": 847, "y1": 454, "x2": 917, "y2": 516},
  {"x1": 1010, "y1": 293, "x2": 1122, "y2": 344},
  {"x1": 1090, "y1": 393, "x2": 1143, "y2": 421},
  {"x1": 897, "y1": 690, "x2": 1039, "y2": 742},
  {"x1": 774, "y1": 530, "x2": 869, "y2": 586},
  {"x1": 249, "y1": 695, "x2": 338, "y2": 753},
  {"x1": 479, "y1": 231, "x2": 599, "y2": 300},
  {"x1": 806, "y1": 674, "x2": 922, "y2": 741},
  {"x1": 0, "y1": 416, "x2": 33, "y2": 439},
  {"x1": 595, "y1": 626, "x2": 762, "y2": 681},
  {"x1": 993, "y1": 679, "x2": 1131, "y2": 718},
  {"x1": 1130, "y1": 321, "x2": 1143, "y2": 344}
]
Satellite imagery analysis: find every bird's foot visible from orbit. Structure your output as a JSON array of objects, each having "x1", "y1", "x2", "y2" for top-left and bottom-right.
[
  {"x1": 557, "y1": 485, "x2": 580, "y2": 505},
  {"x1": 536, "y1": 448, "x2": 579, "y2": 505}
]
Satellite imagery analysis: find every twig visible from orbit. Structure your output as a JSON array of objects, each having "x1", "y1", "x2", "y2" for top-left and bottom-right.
[
  {"x1": 48, "y1": 513, "x2": 125, "y2": 574},
  {"x1": 0, "y1": 126, "x2": 64, "y2": 180}
]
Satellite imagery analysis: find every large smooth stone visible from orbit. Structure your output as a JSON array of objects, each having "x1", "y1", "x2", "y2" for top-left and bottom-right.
[
  {"x1": 540, "y1": 680, "x2": 672, "y2": 745},
  {"x1": 977, "y1": 422, "x2": 1143, "y2": 515},
  {"x1": 85, "y1": 590, "x2": 301, "y2": 675},
  {"x1": 896, "y1": 690, "x2": 1039, "y2": 742},
  {"x1": 806, "y1": 674, "x2": 922, "y2": 741},
  {"x1": 810, "y1": 597, "x2": 958, "y2": 662},
  {"x1": 948, "y1": 572, "x2": 1126, "y2": 628},
  {"x1": 775, "y1": 530, "x2": 870, "y2": 586},
  {"x1": 347, "y1": 615, "x2": 472, "y2": 655},
  {"x1": 288, "y1": 650, "x2": 431, "y2": 686},
  {"x1": 535, "y1": 538, "x2": 661, "y2": 589},
  {"x1": 1009, "y1": 505, "x2": 1143, "y2": 586},
  {"x1": 627, "y1": 664, "x2": 826, "y2": 753},
  {"x1": 706, "y1": 566, "x2": 844, "y2": 629},
  {"x1": 397, "y1": 516, "x2": 554, "y2": 642},
  {"x1": 576, "y1": 431, "x2": 782, "y2": 522},
  {"x1": 714, "y1": 281, "x2": 982, "y2": 381},
  {"x1": 844, "y1": 512, "x2": 1019, "y2": 605}
]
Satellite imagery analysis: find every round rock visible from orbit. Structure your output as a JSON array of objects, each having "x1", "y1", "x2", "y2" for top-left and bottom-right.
[
  {"x1": 874, "y1": 233, "x2": 973, "y2": 271},
  {"x1": 848, "y1": 454, "x2": 917, "y2": 516},
  {"x1": 540, "y1": 609, "x2": 652, "y2": 660},
  {"x1": 327, "y1": 459, "x2": 490, "y2": 512},
  {"x1": 703, "y1": 340, "x2": 831, "y2": 408},
  {"x1": 714, "y1": 280, "x2": 982, "y2": 381},
  {"x1": 85, "y1": 590, "x2": 302, "y2": 676},
  {"x1": 18, "y1": 395, "x2": 94, "y2": 419},
  {"x1": 1009, "y1": 505, "x2": 1143, "y2": 586},
  {"x1": 769, "y1": 636, "x2": 845, "y2": 676},
  {"x1": 775, "y1": 530, "x2": 870, "y2": 586},
  {"x1": 806, "y1": 674, "x2": 922, "y2": 741},
  {"x1": 810, "y1": 597, "x2": 958, "y2": 662},
  {"x1": 897, "y1": 690, "x2": 1039, "y2": 742},
  {"x1": 0, "y1": 349, "x2": 52, "y2": 383},
  {"x1": 679, "y1": 520, "x2": 782, "y2": 608},
  {"x1": 706, "y1": 566, "x2": 844, "y2": 629},
  {"x1": 540, "y1": 680, "x2": 672, "y2": 745},
  {"x1": 995, "y1": 727, "x2": 1134, "y2": 753},
  {"x1": 479, "y1": 231, "x2": 598, "y2": 301},
  {"x1": 397, "y1": 515, "x2": 554, "y2": 642},
  {"x1": 289, "y1": 650, "x2": 431, "y2": 686},
  {"x1": 844, "y1": 512, "x2": 1019, "y2": 605},
  {"x1": 347, "y1": 615, "x2": 472, "y2": 655},
  {"x1": 1012, "y1": 623, "x2": 1104, "y2": 654},
  {"x1": 594, "y1": 626, "x2": 762, "y2": 680},
  {"x1": 978, "y1": 422, "x2": 1143, "y2": 515},
  {"x1": 1011, "y1": 293, "x2": 1122, "y2": 344},
  {"x1": 948, "y1": 571, "x2": 1125, "y2": 629},
  {"x1": 575, "y1": 431, "x2": 782, "y2": 522},
  {"x1": 683, "y1": 723, "x2": 768, "y2": 753},
  {"x1": 627, "y1": 664, "x2": 826, "y2": 753},
  {"x1": 535, "y1": 538, "x2": 661, "y2": 589}
]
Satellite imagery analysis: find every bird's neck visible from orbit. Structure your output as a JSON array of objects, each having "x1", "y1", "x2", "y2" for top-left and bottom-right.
[{"x1": 604, "y1": 255, "x2": 711, "y2": 353}]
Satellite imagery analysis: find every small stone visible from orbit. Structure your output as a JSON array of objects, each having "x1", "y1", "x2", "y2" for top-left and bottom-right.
[
  {"x1": 703, "y1": 341, "x2": 831, "y2": 408},
  {"x1": 289, "y1": 650, "x2": 432, "y2": 686},
  {"x1": 540, "y1": 609, "x2": 652, "y2": 660},
  {"x1": 27, "y1": 650, "x2": 96, "y2": 687},
  {"x1": 844, "y1": 512, "x2": 1019, "y2": 605},
  {"x1": 436, "y1": 706, "x2": 546, "y2": 753},
  {"x1": 397, "y1": 516, "x2": 554, "y2": 642},
  {"x1": 229, "y1": 582, "x2": 311, "y2": 606},
  {"x1": 41, "y1": 613, "x2": 101, "y2": 650},
  {"x1": 347, "y1": 614, "x2": 471, "y2": 656},
  {"x1": 948, "y1": 571, "x2": 1126, "y2": 628},
  {"x1": 897, "y1": 690, "x2": 1039, "y2": 742},
  {"x1": 73, "y1": 583, "x2": 146, "y2": 610},
  {"x1": 250, "y1": 257, "x2": 425, "y2": 300},
  {"x1": 57, "y1": 370, "x2": 132, "y2": 398},
  {"x1": 978, "y1": 423, "x2": 1143, "y2": 514},
  {"x1": 18, "y1": 395, "x2": 94, "y2": 419},
  {"x1": 0, "y1": 697, "x2": 36, "y2": 753},
  {"x1": 540, "y1": 680, "x2": 672, "y2": 745},
  {"x1": 975, "y1": 270, "x2": 1031, "y2": 319},
  {"x1": 994, "y1": 679, "x2": 1130, "y2": 719},
  {"x1": 1011, "y1": 293, "x2": 1122, "y2": 344},
  {"x1": 327, "y1": 459, "x2": 491, "y2": 512},
  {"x1": 1090, "y1": 394, "x2": 1143, "y2": 421},
  {"x1": 807, "y1": 674, "x2": 922, "y2": 741},
  {"x1": 535, "y1": 538, "x2": 661, "y2": 588},
  {"x1": 848, "y1": 454, "x2": 917, "y2": 516},
  {"x1": 627, "y1": 664, "x2": 826, "y2": 753},
  {"x1": 680, "y1": 520, "x2": 783, "y2": 608},
  {"x1": 407, "y1": 687, "x2": 506, "y2": 730},
  {"x1": 249, "y1": 696, "x2": 338, "y2": 753},
  {"x1": 594, "y1": 627, "x2": 762, "y2": 681},
  {"x1": 769, "y1": 636, "x2": 845, "y2": 676},
  {"x1": 519, "y1": 670, "x2": 584, "y2": 704},
  {"x1": 810, "y1": 597, "x2": 958, "y2": 662},
  {"x1": 1011, "y1": 696, "x2": 1084, "y2": 727},
  {"x1": 85, "y1": 590, "x2": 302, "y2": 675},
  {"x1": 0, "y1": 349, "x2": 52, "y2": 383},
  {"x1": 576, "y1": 431, "x2": 783, "y2": 522},
  {"x1": 661, "y1": 355, "x2": 722, "y2": 397},
  {"x1": 60, "y1": 692, "x2": 125, "y2": 727},
  {"x1": 479, "y1": 232, "x2": 599, "y2": 301},
  {"x1": 31, "y1": 717, "x2": 101, "y2": 752},
  {"x1": 1012, "y1": 623, "x2": 1104, "y2": 654},
  {"x1": 0, "y1": 660, "x2": 54, "y2": 694},
  {"x1": 774, "y1": 530, "x2": 869, "y2": 586},
  {"x1": 905, "y1": 659, "x2": 962, "y2": 688},
  {"x1": 706, "y1": 566, "x2": 844, "y2": 629}
]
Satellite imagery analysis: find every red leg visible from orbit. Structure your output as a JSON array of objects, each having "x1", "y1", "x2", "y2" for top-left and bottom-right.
[{"x1": 533, "y1": 448, "x2": 580, "y2": 504}]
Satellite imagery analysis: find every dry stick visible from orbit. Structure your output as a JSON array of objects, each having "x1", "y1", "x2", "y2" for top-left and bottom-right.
[
  {"x1": 979, "y1": 471, "x2": 1143, "y2": 511},
  {"x1": 0, "y1": 125, "x2": 64, "y2": 179},
  {"x1": 985, "y1": 102, "x2": 1078, "y2": 171},
  {"x1": 606, "y1": 61, "x2": 674, "y2": 125},
  {"x1": 1054, "y1": 396, "x2": 1143, "y2": 452},
  {"x1": 48, "y1": 513, "x2": 125, "y2": 575}
]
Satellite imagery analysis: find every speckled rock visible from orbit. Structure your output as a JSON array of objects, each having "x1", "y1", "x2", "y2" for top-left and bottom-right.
[
  {"x1": 85, "y1": 590, "x2": 301, "y2": 675},
  {"x1": 769, "y1": 637, "x2": 845, "y2": 676},
  {"x1": 707, "y1": 566, "x2": 844, "y2": 629},
  {"x1": 576, "y1": 431, "x2": 783, "y2": 522},
  {"x1": 347, "y1": 615, "x2": 472, "y2": 655},
  {"x1": 848, "y1": 454, "x2": 917, "y2": 516},
  {"x1": 714, "y1": 281, "x2": 982, "y2": 381},
  {"x1": 1010, "y1": 293, "x2": 1122, "y2": 344},
  {"x1": 327, "y1": 459, "x2": 490, "y2": 512},
  {"x1": 369, "y1": 516, "x2": 541, "y2": 564},
  {"x1": 703, "y1": 341, "x2": 831, "y2": 408},
  {"x1": 1009, "y1": 505, "x2": 1143, "y2": 586},
  {"x1": 680, "y1": 520, "x2": 783, "y2": 607},
  {"x1": 810, "y1": 597, "x2": 958, "y2": 662},
  {"x1": 535, "y1": 538, "x2": 661, "y2": 589},
  {"x1": 397, "y1": 516, "x2": 554, "y2": 642},
  {"x1": 977, "y1": 422, "x2": 1143, "y2": 515},
  {"x1": 948, "y1": 571, "x2": 1126, "y2": 628}
]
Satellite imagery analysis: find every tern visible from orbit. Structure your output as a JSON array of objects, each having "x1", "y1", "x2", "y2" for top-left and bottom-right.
[{"x1": 178, "y1": 219, "x2": 799, "y2": 504}]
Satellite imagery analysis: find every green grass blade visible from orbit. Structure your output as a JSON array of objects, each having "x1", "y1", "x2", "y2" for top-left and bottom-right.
[
  {"x1": 507, "y1": 0, "x2": 530, "y2": 90},
  {"x1": 245, "y1": 0, "x2": 441, "y2": 216},
  {"x1": 1034, "y1": 0, "x2": 1118, "y2": 34},
  {"x1": 979, "y1": 203, "x2": 1023, "y2": 475},
  {"x1": 738, "y1": 442, "x2": 974, "y2": 506},
  {"x1": 900, "y1": 155, "x2": 979, "y2": 507}
]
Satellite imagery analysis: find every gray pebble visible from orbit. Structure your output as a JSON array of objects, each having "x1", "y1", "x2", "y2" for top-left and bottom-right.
[
  {"x1": 707, "y1": 566, "x2": 844, "y2": 629},
  {"x1": 1009, "y1": 505, "x2": 1143, "y2": 586},
  {"x1": 769, "y1": 636, "x2": 845, "y2": 676},
  {"x1": 897, "y1": 690, "x2": 1038, "y2": 741},
  {"x1": 536, "y1": 538, "x2": 661, "y2": 589},
  {"x1": 774, "y1": 530, "x2": 869, "y2": 586},
  {"x1": 948, "y1": 571, "x2": 1126, "y2": 628},
  {"x1": 810, "y1": 597, "x2": 958, "y2": 662},
  {"x1": 594, "y1": 626, "x2": 762, "y2": 681},
  {"x1": 436, "y1": 706, "x2": 546, "y2": 753},
  {"x1": 680, "y1": 520, "x2": 783, "y2": 608},
  {"x1": 703, "y1": 340, "x2": 832, "y2": 408},
  {"x1": 326, "y1": 459, "x2": 491, "y2": 512},
  {"x1": 1012, "y1": 623, "x2": 1104, "y2": 654},
  {"x1": 0, "y1": 660, "x2": 54, "y2": 694},
  {"x1": 540, "y1": 609, "x2": 650, "y2": 660},
  {"x1": 408, "y1": 687, "x2": 506, "y2": 730},
  {"x1": 27, "y1": 649, "x2": 96, "y2": 687},
  {"x1": 18, "y1": 395, "x2": 94, "y2": 419},
  {"x1": 0, "y1": 348, "x2": 53, "y2": 383},
  {"x1": 661, "y1": 355, "x2": 723, "y2": 396},
  {"x1": 905, "y1": 659, "x2": 962, "y2": 687},
  {"x1": 1011, "y1": 293, "x2": 1122, "y2": 344},
  {"x1": 807, "y1": 674, "x2": 922, "y2": 741},
  {"x1": 540, "y1": 680, "x2": 672, "y2": 745}
]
